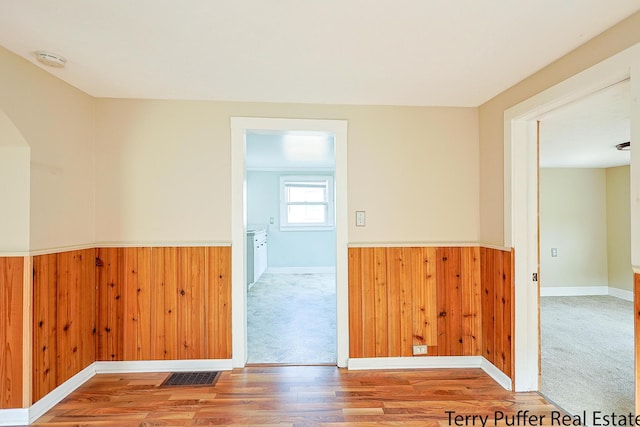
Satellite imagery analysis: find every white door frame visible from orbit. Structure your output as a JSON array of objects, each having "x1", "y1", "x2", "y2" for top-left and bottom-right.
[
  {"x1": 505, "y1": 42, "x2": 640, "y2": 391},
  {"x1": 230, "y1": 117, "x2": 349, "y2": 368}
]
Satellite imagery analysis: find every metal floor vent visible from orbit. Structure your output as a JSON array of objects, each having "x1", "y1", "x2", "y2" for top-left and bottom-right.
[{"x1": 161, "y1": 371, "x2": 221, "y2": 387}]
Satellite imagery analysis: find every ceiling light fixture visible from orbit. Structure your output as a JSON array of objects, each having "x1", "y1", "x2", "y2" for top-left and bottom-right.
[
  {"x1": 615, "y1": 141, "x2": 631, "y2": 151},
  {"x1": 35, "y1": 51, "x2": 67, "y2": 68}
]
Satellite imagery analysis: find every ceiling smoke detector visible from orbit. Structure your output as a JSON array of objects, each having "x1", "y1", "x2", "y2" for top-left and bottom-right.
[
  {"x1": 35, "y1": 51, "x2": 66, "y2": 68},
  {"x1": 615, "y1": 141, "x2": 631, "y2": 151}
]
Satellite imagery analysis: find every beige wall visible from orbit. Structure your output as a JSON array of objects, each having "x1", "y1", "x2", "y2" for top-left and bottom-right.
[
  {"x1": 540, "y1": 168, "x2": 608, "y2": 288},
  {"x1": 479, "y1": 11, "x2": 640, "y2": 246},
  {"x1": 0, "y1": 111, "x2": 30, "y2": 253},
  {"x1": 0, "y1": 46, "x2": 95, "y2": 251},
  {"x1": 95, "y1": 99, "x2": 479, "y2": 244},
  {"x1": 606, "y1": 165, "x2": 633, "y2": 291}
]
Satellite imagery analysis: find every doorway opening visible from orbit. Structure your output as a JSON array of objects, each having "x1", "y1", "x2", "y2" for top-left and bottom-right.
[
  {"x1": 537, "y1": 80, "x2": 633, "y2": 415},
  {"x1": 505, "y1": 41, "x2": 639, "y2": 399},
  {"x1": 230, "y1": 117, "x2": 349, "y2": 369},
  {"x1": 245, "y1": 130, "x2": 337, "y2": 364}
]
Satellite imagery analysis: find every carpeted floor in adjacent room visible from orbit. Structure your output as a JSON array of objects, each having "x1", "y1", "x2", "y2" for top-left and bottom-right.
[
  {"x1": 247, "y1": 272, "x2": 337, "y2": 364},
  {"x1": 540, "y1": 295, "x2": 633, "y2": 417}
]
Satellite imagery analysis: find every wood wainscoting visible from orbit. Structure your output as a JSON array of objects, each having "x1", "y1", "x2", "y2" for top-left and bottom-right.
[
  {"x1": 94, "y1": 246, "x2": 232, "y2": 363},
  {"x1": 28, "y1": 246, "x2": 232, "y2": 405},
  {"x1": 0, "y1": 256, "x2": 24, "y2": 409},
  {"x1": 32, "y1": 249, "x2": 96, "y2": 403},
  {"x1": 348, "y1": 246, "x2": 514, "y2": 380}
]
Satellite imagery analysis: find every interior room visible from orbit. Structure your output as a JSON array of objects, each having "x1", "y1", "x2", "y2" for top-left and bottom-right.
[
  {"x1": 0, "y1": 2, "x2": 639, "y2": 426},
  {"x1": 538, "y1": 82, "x2": 633, "y2": 415},
  {"x1": 245, "y1": 130, "x2": 337, "y2": 364}
]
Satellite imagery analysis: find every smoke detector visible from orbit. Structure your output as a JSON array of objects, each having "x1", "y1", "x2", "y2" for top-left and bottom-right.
[{"x1": 35, "y1": 51, "x2": 66, "y2": 68}]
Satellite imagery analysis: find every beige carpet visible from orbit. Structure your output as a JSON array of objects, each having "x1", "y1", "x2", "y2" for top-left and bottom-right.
[
  {"x1": 540, "y1": 295, "x2": 634, "y2": 417},
  {"x1": 247, "y1": 272, "x2": 337, "y2": 364}
]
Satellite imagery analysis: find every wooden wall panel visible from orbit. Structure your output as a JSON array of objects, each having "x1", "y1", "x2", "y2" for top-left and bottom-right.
[
  {"x1": 96, "y1": 248, "x2": 124, "y2": 360},
  {"x1": 122, "y1": 247, "x2": 152, "y2": 361},
  {"x1": 348, "y1": 248, "x2": 364, "y2": 358},
  {"x1": 95, "y1": 246, "x2": 232, "y2": 362},
  {"x1": 436, "y1": 247, "x2": 463, "y2": 356},
  {"x1": 0, "y1": 257, "x2": 24, "y2": 409},
  {"x1": 348, "y1": 246, "x2": 512, "y2": 380},
  {"x1": 32, "y1": 254, "x2": 57, "y2": 402},
  {"x1": 54, "y1": 250, "x2": 95, "y2": 386},
  {"x1": 461, "y1": 247, "x2": 482, "y2": 356},
  {"x1": 205, "y1": 246, "x2": 232, "y2": 359},
  {"x1": 480, "y1": 247, "x2": 495, "y2": 364}
]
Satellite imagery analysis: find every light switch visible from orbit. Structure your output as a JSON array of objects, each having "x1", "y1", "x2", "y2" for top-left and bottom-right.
[
  {"x1": 355, "y1": 211, "x2": 366, "y2": 227},
  {"x1": 551, "y1": 248, "x2": 558, "y2": 257}
]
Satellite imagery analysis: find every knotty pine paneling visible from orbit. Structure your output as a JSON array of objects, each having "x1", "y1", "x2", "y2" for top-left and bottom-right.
[
  {"x1": 348, "y1": 247, "x2": 443, "y2": 358},
  {"x1": 480, "y1": 247, "x2": 514, "y2": 380},
  {"x1": 0, "y1": 257, "x2": 24, "y2": 409},
  {"x1": 32, "y1": 249, "x2": 95, "y2": 403},
  {"x1": 95, "y1": 246, "x2": 232, "y2": 362},
  {"x1": 348, "y1": 246, "x2": 513, "y2": 380}
]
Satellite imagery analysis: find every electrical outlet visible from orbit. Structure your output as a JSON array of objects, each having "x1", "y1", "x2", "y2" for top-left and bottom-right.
[
  {"x1": 413, "y1": 345, "x2": 428, "y2": 355},
  {"x1": 551, "y1": 248, "x2": 558, "y2": 257},
  {"x1": 355, "y1": 211, "x2": 366, "y2": 226}
]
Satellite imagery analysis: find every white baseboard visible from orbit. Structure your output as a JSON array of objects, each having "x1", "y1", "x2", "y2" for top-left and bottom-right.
[
  {"x1": 608, "y1": 287, "x2": 634, "y2": 302},
  {"x1": 0, "y1": 359, "x2": 234, "y2": 426},
  {"x1": 0, "y1": 408, "x2": 29, "y2": 426},
  {"x1": 28, "y1": 363, "x2": 96, "y2": 424},
  {"x1": 94, "y1": 359, "x2": 233, "y2": 373},
  {"x1": 266, "y1": 266, "x2": 336, "y2": 274},
  {"x1": 540, "y1": 285, "x2": 633, "y2": 301},
  {"x1": 347, "y1": 356, "x2": 512, "y2": 390},
  {"x1": 540, "y1": 286, "x2": 608, "y2": 297}
]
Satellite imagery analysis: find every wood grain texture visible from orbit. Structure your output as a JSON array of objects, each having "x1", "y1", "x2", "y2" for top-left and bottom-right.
[
  {"x1": 461, "y1": 247, "x2": 482, "y2": 356},
  {"x1": 204, "y1": 246, "x2": 232, "y2": 359},
  {"x1": 95, "y1": 246, "x2": 232, "y2": 362},
  {"x1": 29, "y1": 366, "x2": 564, "y2": 426},
  {"x1": 32, "y1": 254, "x2": 57, "y2": 403},
  {"x1": 0, "y1": 256, "x2": 24, "y2": 409},
  {"x1": 348, "y1": 246, "x2": 511, "y2": 379}
]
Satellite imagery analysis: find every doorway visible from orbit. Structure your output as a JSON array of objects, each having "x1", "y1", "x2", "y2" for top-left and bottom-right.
[
  {"x1": 536, "y1": 81, "x2": 633, "y2": 414},
  {"x1": 505, "y1": 42, "x2": 640, "y2": 399},
  {"x1": 245, "y1": 130, "x2": 337, "y2": 364},
  {"x1": 230, "y1": 117, "x2": 349, "y2": 368}
]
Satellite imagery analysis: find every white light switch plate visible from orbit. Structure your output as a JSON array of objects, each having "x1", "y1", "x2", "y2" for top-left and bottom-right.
[{"x1": 355, "y1": 211, "x2": 366, "y2": 226}]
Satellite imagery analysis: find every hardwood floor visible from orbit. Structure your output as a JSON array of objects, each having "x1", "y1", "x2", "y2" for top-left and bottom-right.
[{"x1": 27, "y1": 366, "x2": 562, "y2": 426}]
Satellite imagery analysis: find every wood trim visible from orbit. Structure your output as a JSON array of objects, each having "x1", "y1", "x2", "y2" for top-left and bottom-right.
[{"x1": 0, "y1": 257, "x2": 24, "y2": 409}]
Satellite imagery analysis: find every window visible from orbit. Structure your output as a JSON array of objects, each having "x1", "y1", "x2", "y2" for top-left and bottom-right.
[{"x1": 280, "y1": 175, "x2": 334, "y2": 231}]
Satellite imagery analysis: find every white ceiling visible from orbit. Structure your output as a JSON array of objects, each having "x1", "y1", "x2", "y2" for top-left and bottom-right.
[
  {"x1": 1, "y1": 1, "x2": 639, "y2": 106},
  {"x1": 539, "y1": 80, "x2": 631, "y2": 168}
]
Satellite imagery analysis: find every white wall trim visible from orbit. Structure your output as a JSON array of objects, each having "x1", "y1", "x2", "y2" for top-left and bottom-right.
[
  {"x1": 479, "y1": 358, "x2": 513, "y2": 391},
  {"x1": 347, "y1": 356, "x2": 512, "y2": 390},
  {"x1": 27, "y1": 243, "x2": 95, "y2": 256},
  {"x1": 28, "y1": 363, "x2": 95, "y2": 424},
  {"x1": 266, "y1": 266, "x2": 336, "y2": 274},
  {"x1": 0, "y1": 359, "x2": 235, "y2": 426},
  {"x1": 608, "y1": 287, "x2": 634, "y2": 302},
  {"x1": 348, "y1": 241, "x2": 479, "y2": 248},
  {"x1": 505, "y1": 41, "x2": 640, "y2": 392},
  {"x1": 540, "y1": 286, "x2": 608, "y2": 297},
  {"x1": 0, "y1": 408, "x2": 29, "y2": 426},
  {"x1": 94, "y1": 359, "x2": 233, "y2": 373},
  {"x1": 633, "y1": 265, "x2": 640, "y2": 274},
  {"x1": 95, "y1": 241, "x2": 231, "y2": 248},
  {"x1": 231, "y1": 117, "x2": 349, "y2": 369}
]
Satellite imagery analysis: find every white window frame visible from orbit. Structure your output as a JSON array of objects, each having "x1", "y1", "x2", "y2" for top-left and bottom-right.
[{"x1": 279, "y1": 175, "x2": 335, "y2": 231}]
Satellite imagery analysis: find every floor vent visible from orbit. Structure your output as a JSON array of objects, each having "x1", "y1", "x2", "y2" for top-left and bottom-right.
[{"x1": 160, "y1": 371, "x2": 221, "y2": 387}]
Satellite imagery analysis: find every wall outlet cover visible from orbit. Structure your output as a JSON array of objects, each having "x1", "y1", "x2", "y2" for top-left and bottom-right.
[{"x1": 412, "y1": 345, "x2": 428, "y2": 355}]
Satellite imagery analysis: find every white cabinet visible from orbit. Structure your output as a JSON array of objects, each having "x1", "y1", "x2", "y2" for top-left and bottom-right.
[{"x1": 247, "y1": 229, "x2": 267, "y2": 288}]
